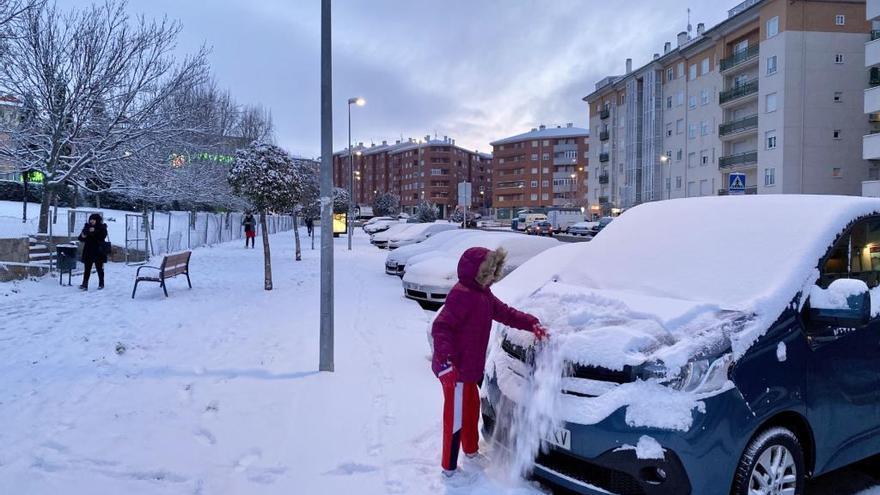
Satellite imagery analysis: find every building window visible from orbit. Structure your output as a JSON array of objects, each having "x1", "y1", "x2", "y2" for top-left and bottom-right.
[
  {"x1": 666, "y1": 67, "x2": 674, "y2": 81},
  {"x1": 766, "y1": 16, "x2": 779, "y2": 38},
  {"x1": 687, "y1": 152, "x2": 697, "y2": 169},
  {"x1": 676, "y1": 119, "x2": 684, "y2": 134},
  {"x1": 531, "y1": 153, "x2": 538, "y2": 161},
  {"x1": 835, "y1": 53, "x2": 845, "y2": 64},
  {"x1": 542, "y1": 152, "x2": 549, "y2": 160},
  {"x1": 700, "y1": 89, "x2": 709, "y2": 105},
  {"x1": 766, "y1": 55, "x2": 777, "y2": 75},
  {"x1": 531, "y1": 167, "x2": 538, "y2": 174},
  {"x1": 766, "y1": 130, "x2": 777, "y2": 149},
  {"x1": 833, "y1": 91, "x2": 842, "y2": 102},
  {"x1": 766, "y1": 92, "x2": 778, "y2": 113},
  {"x1": 431, "y1": 169, "x2": 442, "y2": 176},
  {"x1": 764, "y1": 167, "x2": 776, "y2": 186},
  {"x1": 666, "y1": 150, "x2": 673, "y2": 160},
  {"x1": 700, "y1": 150, "x2": 708, "y2": 165},
  {"x1": 665, "y1": 123, "x2": 672, "y2": 137},
  {"x1": 530, "y1": 193, "x2": 538, "y2": 200},
  {"x1": 701, "y1": 58, "x2": 710, "y2": 75},
  {"x1": 689, "y1": 64, "x2": 697, "y2": 80},
  {"x1": 700, "y1": 121, "x2": 709, "y2": 136},
  {"x1": 676, "y1": 149, "x2": 683, "y2": 161},
  {"x1": 542, "y1": 180, "x2": 549, "y2": 187},
  {"x1": 676, "y1": 176, "x2": 682, "y2": 189},
  {"x1": 688, "y1": 123, "x2": 696, "y2": 139},
  {"x1": 677, "y1": 62, "x2": 685, "y2": 78},
  {"x1": 832, "y1": 167, "x2": 842, "y2": 178},
  {"x1": 835, "y1": 14, "x2": 845, "y2": 25},
  {"x1": 666, "y1": 96, "x2": 673, "y2": 109},
  {"x1": 531, "y1": 140, "x2": 538, "y2": 147},
  {"x1": 530, "y1": 180, "x2": 538, "y2": 188},
  {"x1": 541, "y1": 193, "x2": 549, "y2": 200},
  {"x1": 676, "y1": 91, "x2": 684, "y2": 106},
  {"x1": 688, "y1": 95, "x2": 697, "y2": 109},
  {"x1": 543, "y1": 140, "x2": 550, "y2": 146},
  {"x1": 833, "y1": 129, "x2": 841, "y2": 139}
]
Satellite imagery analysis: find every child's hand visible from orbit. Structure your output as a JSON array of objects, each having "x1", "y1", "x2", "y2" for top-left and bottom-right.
[
  {"x1": 437, "y1": 363, "x2": 458, "y2": 388},
  {"x1": 532, "y1": 323, "x2": 549, "y2": 342}
]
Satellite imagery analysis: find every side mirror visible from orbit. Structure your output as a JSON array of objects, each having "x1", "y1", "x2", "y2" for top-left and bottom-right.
[{"x1": 808, "y1": 279, "x2": 872, "y2": 327}]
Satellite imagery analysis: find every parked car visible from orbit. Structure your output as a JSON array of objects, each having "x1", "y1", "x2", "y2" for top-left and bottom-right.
[
  {"x1": 481, "y1": 195, "x2": 880, "y2": 495},
  {"x1": 516, "y1": 213, "x2": 547, "y2": 231},
  {"x1": 385, "y1": 230, "x2": 479, "y2": 276},
  {"x1": 362, "y1": 216, "x2": 392, "y2": 229},
  {"x1": 525, "y1": 220, "x2": 554, "y2": 236},
  {"x1": 589, "y1": 216, "x2": 613, "y2": 235},
  {"x1": 567, "y1": 221, "x2": 597, "y2": 236},
  {"x1": 402, "y1": 232, "x2": 558, "y2": 309},
  {"x1": 369, "y1": 223, "x2": 413, "y2": 248},
  {"x1": 364, "y1": 218, "x2": 400, "y2": 234},
  {"x1": 387, "y1": 222, "x2": 459, "y2": 249}
]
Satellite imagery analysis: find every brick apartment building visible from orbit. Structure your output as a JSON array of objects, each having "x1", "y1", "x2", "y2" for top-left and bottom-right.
[
  {"x1": 489, "y1": 124, "x2": 590, "y2": 220},
  {"x1": 586, "y1": 0, "x2": 872, "y2": 216},
  {"x1": 333, "y1": 136, "x2": 492, "y2": 218}
]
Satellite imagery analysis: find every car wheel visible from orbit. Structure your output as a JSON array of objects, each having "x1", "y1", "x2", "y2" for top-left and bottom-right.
[{"x1": 731, "y1": 427, "x2": 805, "y2": 495}]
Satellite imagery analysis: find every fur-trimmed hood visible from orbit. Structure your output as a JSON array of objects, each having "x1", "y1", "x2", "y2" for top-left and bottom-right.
[{"x1": 457, "y1": 247, "x2": 507, "y2": 290}]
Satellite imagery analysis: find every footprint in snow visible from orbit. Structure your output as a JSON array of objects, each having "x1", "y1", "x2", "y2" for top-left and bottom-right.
[
  {"x1": 203, "y1": 400, "x2": 219, "y2": 418},
  {"x1": 193, "y1": 427, "x2": 216, "y2": 446},
  {"x1": 323, "y1": 462, "x2": 379, "y2": 476},
  {"x1": 234, "y1": 449, "x2": 262, "y2": 472}
]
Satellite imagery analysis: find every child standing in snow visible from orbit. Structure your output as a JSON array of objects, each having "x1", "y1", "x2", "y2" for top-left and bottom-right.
[
  {"x1": 431, "y1": 247, "x2": 548, "y2": 477},
  {"x1": 242, "y1": 212, "x2": 256, "y2": 248}
]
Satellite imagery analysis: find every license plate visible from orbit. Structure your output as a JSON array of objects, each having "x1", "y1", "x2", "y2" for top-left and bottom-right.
[{"x1": 544, "y1": 427, "x2": 571, "y2": 450}]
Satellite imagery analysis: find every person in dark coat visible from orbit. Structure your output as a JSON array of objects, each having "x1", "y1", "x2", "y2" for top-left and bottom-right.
[
  {"x1": 305, "y1": 217, "x2": 314, "y2": 237},
  {"x1": 242, "y1": 212, "x2": 256, "y2": 248},
  {"x1": 78, "y1": 213, "x2": 108, "y2": 291},
  {"x1": 431, "y1": 247, "x2": 548, "y2": 476}
]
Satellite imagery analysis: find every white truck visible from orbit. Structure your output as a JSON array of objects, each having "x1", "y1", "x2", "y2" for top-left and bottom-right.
[{"x1": 546, "y1": 209, "x2": 584, "y2": 233}]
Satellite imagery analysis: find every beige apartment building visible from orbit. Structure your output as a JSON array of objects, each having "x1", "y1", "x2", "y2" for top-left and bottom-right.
[
  {"x1": 864, "y1": 0, "x2": 880, "y2": 186},
  {"x1": 585, "y1": 0, "x2": 872, "y2": 216}
]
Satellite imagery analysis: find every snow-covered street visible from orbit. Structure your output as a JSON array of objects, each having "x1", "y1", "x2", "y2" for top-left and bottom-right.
[{"x1": 1, "y1": 231, "x2": 878, "y2": 494}]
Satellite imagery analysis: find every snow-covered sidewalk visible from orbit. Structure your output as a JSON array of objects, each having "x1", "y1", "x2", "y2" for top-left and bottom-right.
[{"x1": 0, "y1": 231, "x2": 876, "y2": 494}]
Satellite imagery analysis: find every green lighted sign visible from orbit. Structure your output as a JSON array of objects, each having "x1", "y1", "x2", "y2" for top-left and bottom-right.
[{"x1": 169, "y1": 151, "x2": 235, "y2": 168}]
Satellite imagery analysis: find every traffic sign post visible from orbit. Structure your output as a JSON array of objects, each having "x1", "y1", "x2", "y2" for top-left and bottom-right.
[
  {"x1": 458, "y1": 182, "x2": 472, "y2": 228},
  {"x1": 728, "y1": 173, "x2": 747, "y2": 195}
]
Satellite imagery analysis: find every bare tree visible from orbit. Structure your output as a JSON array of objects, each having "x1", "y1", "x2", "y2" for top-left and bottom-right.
[
  {"x1": 0, "y1": 0, "x2": 208, "y2": 232},
  {"x1": 237, "y1": 104, "x2": 274, "y2": 143}
]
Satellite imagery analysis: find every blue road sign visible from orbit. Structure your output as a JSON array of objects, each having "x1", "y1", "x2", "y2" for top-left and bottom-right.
[{"x1": 729, "y1": 173, "x2": 746, "y2": 195}]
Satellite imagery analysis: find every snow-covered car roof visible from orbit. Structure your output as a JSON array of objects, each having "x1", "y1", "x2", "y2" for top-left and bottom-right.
[
  {"x1": 569, "y1": 221, "x2": 596, "y2": 228},
  {"x1": 402, "y1": 233, "x2": 558, "y2": 288},
  {"x1": 370, "y1": 222, "x2": 414, "y2": 241},
  {"x1": 388, "y1": 222, "x2": 458, "y2": 242},
  {"x1": 386, "y1": 230, "x2": 483, "y2": 265}
]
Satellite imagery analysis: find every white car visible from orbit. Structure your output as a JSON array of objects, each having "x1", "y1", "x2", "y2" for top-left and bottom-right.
[
  {"x1": 370, "y1": 223, "x2": 414, "y2": 248},
  {"x1": 402, "y1": 233, "x2": 558, "y2": 307},
  {"x1": 364, "y1": 218, "x2": 401, "y2": 234},
  {"x1": 387, "y1": 223, "x2": 459, "y2": 250},
  {"x1": 385, "y1": 229, "x2": 481, "y2": 276},
  {"x1": 567, "y1": 221, "x2": 597, "y2": 236},
  {"x1": 362, "y1": 216, "x2": 392, "y2": 229}
]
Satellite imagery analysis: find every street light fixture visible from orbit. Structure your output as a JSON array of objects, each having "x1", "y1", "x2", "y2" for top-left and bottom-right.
[
  {"x1": 347, "y1": 96, "x2": 366, "y2": 251},
  {"x1": 659, "y1": 154, "x2": 669, "y2": 201},
  {"x1": 570, "y1": 173, "x2": 577, "y2": 206}
]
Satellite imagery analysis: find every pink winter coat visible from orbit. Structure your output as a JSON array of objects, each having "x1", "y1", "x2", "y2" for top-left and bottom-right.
[{"x1": 431, "y1": 247, "x2": 539, "y2": 383}]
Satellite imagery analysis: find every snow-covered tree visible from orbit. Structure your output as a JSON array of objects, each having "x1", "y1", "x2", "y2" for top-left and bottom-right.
[
  {"x1": 373, "y1": 192, "x2": 399, "y2": 217},
  {"x1": 414, "y1": 200, "x2": 438, "y2": 223},
  {"x1": 0, "y1": 0, "x2": 209, "y2": 232},
  {"x1": 228, "y1": 142, "x2": 298, "y2": 290},
  {"x1": 450, "y1": 207, "x2": 476, "y2": 226},
  {"x1": 332, "y1": 187, "x2": 350, "y2": 214},
  {"x1": 289, "y1": 158, "x2": 318, "y2": 261}
]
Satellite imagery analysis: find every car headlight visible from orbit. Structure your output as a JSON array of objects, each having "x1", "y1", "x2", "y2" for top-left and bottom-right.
[{"x1": 642, "y1": 354, "x2": 733, "y2": 394}]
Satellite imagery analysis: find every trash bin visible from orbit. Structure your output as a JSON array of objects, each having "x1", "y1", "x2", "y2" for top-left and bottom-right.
[{"x1": 56, "y1": 244, "x2": 78, "y2": 286}]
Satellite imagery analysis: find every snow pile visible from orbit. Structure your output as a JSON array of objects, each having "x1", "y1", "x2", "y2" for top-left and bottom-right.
[
  {"x1": 615, "y1": 435, "x2": 665, "y2": 460},
  {"x1": 776, "y1": 342, "x2": 787, "y2": 362},
  {"x1": 810, "y1": 279, "x2": 870, "y2": 311}
]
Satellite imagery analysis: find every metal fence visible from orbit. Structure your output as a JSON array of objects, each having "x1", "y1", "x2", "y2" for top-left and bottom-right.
[{"x1": 124, "y1": 211, "x2": 294, "y2": 264}]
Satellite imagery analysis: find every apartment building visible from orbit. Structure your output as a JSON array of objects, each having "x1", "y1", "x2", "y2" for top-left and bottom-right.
[
  {"x1": 332, "y1": 136, "x2": 492, "y2": 218},
  {"x1": 489, "y1": 124, "x2": 589, "y2": 220},
  {"x1": 586, "y1": 0, "x2": 872, "y2": 216},
  {"x1": 0, "y1": 95, "x2": 22, "y2": 180},
  {"x1": 864, "y1": 0, "x2": 880, "y2": 183}
]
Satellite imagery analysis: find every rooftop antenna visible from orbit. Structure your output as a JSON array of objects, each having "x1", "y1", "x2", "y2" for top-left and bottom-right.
[{"x1": 687, "y1": 8, "x2": 692, "y2": 35}]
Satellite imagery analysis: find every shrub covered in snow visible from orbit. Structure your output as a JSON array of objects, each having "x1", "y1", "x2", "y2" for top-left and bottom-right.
[
  {"x1": 373, "y1": 192, "x2": 400, "y2": 217},
  {"x1": 332, "y1": 187, "x2": 350, "y2": 215},
  {"x1": 413, "y1": 200, "x2": 438, "y2": 223}
]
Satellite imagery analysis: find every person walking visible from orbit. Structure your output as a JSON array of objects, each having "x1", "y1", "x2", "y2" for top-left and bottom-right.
[
  {"x1": 431, "y1": 247, "x2": 548, "y2": 477},
  {"x1": 242, "y1": 212, "x2": 256, "y2": 248},
  {"x1": 305, "y1": 216, "x2": 314, "y2": 237},
  {"x1": 78, "y1": 213, "x2": 108, "y2": 291}
]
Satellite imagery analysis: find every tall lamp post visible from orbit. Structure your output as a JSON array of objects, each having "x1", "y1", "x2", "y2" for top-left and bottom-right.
[
  {"x1": 659, "y1": 154, "x2": 669, "y2": 200},
  {"x1": 320, "y1": 0, "x2": 334, "y2": 372},
  {"x1": 347, "y1": 96, "x2": 365, "y2": 250}
]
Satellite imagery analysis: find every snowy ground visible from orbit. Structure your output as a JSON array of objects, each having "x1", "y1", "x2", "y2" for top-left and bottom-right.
[{"x1": 0, "y1": 231, "x2": 877, "y2": 494}]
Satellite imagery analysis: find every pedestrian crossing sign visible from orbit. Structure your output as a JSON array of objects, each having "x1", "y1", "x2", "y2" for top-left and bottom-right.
[{"x1": 728, "y1": 173, "x2": 746, "y2": 195}]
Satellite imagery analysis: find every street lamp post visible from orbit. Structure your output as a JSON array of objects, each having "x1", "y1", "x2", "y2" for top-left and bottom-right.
[
  {"x1": 347, "y1": 96, "x2": 365, "y2": 251},
  {"x1": 659, "y1": 154, "x2": 669, "y2": 201},
  {"x1": 320, "y1": 0, "x2": 334, "y2": 372}
]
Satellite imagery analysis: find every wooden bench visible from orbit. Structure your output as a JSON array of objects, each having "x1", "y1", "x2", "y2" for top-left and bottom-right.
[{"x1": 131, "y1": 251, "x2": 192, "y2": 299}]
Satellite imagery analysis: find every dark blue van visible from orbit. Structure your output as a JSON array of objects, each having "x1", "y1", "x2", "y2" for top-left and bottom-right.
[{"x1": 481, "y1": 196, "x2": 880, "y2": 495}]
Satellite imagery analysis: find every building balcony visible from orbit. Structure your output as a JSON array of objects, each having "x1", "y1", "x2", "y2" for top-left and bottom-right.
[
  {"x1": 598, "y1": 196, "x2": 609, "y2": 205},
  {"x1": 868, "y1": 37, "x2": 880, "y2": 69},
  {"x1": 719, "y1": 114, "x2": 758, "y2": 139},
  {"x1": 598, "y1": 173, "x2": 609, "y2": 184},
  {"x1": 717, "y1": 186, "x2": 758, "y2": 195},
  {"x1": 864, "y1": 132, "x2": 880, "y2": 160},
  {"x1": 718, "y1": 150, "x2": 758, "y2": 169},
  {"x1": 866, "y1": 85, "x2": 880, "y2": 114},
  {"x1": 599, "y1": 108, "x2": 610, "y2": 120},
  {"x1": 719, "y1": 81, "x2": 759, "y2": 106},
  {"x1": 599, "y1": 152, "x2": 610, "y2": 162},
  {"x1": 870, "y1": 0, "x2": 880, "y2": 22},
  {"x1": 599, "y1": 130, "x2": 609, "y2": 141},
  {"x1": 719, "y1": 46, "x2": 759, "y2": 73}
]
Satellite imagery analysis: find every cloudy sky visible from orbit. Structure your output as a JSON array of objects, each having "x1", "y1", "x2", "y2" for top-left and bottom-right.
[{"x1": 66, "y1": 0, "x2": 733, "y2": 157}]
